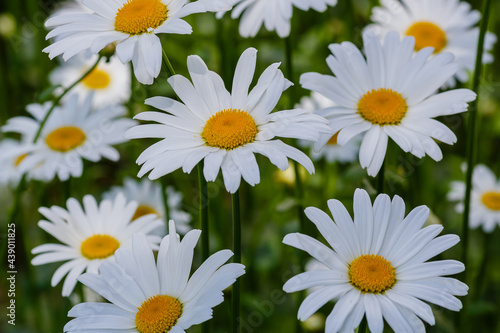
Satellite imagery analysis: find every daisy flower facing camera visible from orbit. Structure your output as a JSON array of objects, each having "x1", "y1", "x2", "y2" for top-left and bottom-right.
[
  {"x1": 448, "y1": 164, "x2": 500, "y2": 233},
  {"x1": 127, "y1": 47, "x2": 331, "y2": 193},
  {"x1": 43, "y1": 0, "x2": 232, "y2": 84},
  {"x1": 283, "y1": 189, "x2": 467, "y2": 332},
  {"x1": 301, "y1": 31, "x2": 476, "y2": 176},
  {"x1": 2, "y1": 94, "x2": 136, "y2": 181},
  {"x1": 219, "y1": 0, "x2": 337, "y2": 38},
  {"x1": 64, "y1": 221, "x2": 245, "y2": 332},
  {"x1": 31, "y1": 193, "x2": 163, "y2": 297},
  {"x1": 366, "y1": 0, "x2": 497, "y2": 87}
]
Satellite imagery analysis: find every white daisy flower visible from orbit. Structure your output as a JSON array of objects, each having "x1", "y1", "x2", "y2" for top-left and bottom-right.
[
  {"x1": 2, "y1": 93, "x2": 136, "y2": 181},
  {"x1": 63, "y1": 221, "x2": 245, "y2": 332},
  {"x1": 43, "y1": 0, "x2": 232, "y2": 84},
  {"x1": 218, "y1": 0, "x2": 337, "y2": 38},
  {"x1": 31, "y1": 193, "x2": 163, "y2": 297},
  {"x1": 301, "y1": 31, "x2": 477, "y2": 176},
  {"x1": 448, "y1": 164, "x2": 500, "y2": 233},
  {"x1": 366, "y1": 0, "x2": 497, "y2": 87},
  {"x1": 297, "y1": 92, "x2": 361, "y2": 164},
  {"x1": 0, "y1": 139, "x2": 44, "y2": 185},
  {"x1": 283, "y1": 188, "x2": 468, "y2": 333},
  {"x1": 126, "y1": 47, "x2": 332, "y2": 193},
  {"x1": 49, "y1": 54, "x2": 131, "y2": 108},
  {"x1": 103, "y1": 177, "x2": 192, "y2": 235}
]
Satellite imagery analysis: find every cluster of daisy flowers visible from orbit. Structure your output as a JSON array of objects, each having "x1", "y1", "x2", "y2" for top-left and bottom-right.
[{"x1": 1, "y1": 0, "x2": 497, "y2": 332}]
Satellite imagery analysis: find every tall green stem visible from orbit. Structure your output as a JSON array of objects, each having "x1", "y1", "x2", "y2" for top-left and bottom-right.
[
  {"x1": 460, "y1": 0, "x2": 492, "y2": 328},
  {"x1": 162, "y1": 50, "x2": 176, "y2": 77},
  {"x1": 198, "y1": 163, "x2": 209, "y2": 261},
  {"x1": 232, "y1": 190, "x2": 241, "y2": 333},
  {"x1": 377, "y1": 159, "x2": 385, "y2": 194},
  {"x1": 160, "y1": 179, "x2": 170, "y2": 222}
]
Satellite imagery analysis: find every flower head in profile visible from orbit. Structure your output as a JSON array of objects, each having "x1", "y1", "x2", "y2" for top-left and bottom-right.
[
  {"x1": 43, "y1": 0, "x2": 232, "y2": 84},
  {"x1": 301, "y1": 31, "x2": 476, "y2": 176},
  {"x1": 448, "y1": 164, "x2": 500, "y2": 233},
  {"x1": 127, "y1": 48, "x2": 331, "y2": 193},
  {"x1": 31, "y1": 193, "x2": 163, "y2": 297},
  {"x1": 283, "y1": 188, "x2": 467, "y2": 332},
  {"x1": 50, "y1": 54, "x2": 131, "y2": 108},
  {"x1": 104, "y1": 177, "x2": 191, "y2": 234},
  {"x1": 297, "y1": 92, "x2": 360, "y2": 164},
  {"x1": 0, "y1": 139, "x2": 43, "y2": 185},
  {"x1": 2, "y1": 94, "x2": 136, "y2": 181},
  {"x1": 64, "y1": 221, "x2": 245, "y2": 332},
  {"x1": 219, "y1": 0, "x2": 337, "y2": 38},
  {"x1": 366, "y1": 0, "x2": 497, "y2": 87}
]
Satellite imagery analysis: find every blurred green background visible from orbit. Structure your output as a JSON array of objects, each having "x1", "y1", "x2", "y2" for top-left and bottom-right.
[{"x1": 1, "y1": 0, "x2": 500, "y2": 332}]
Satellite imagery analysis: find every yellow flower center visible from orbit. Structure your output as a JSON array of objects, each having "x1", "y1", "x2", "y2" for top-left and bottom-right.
[
  {"x1": 406, "y1": 21, "x2": 447, "y2": 54},
  {"x1": 114, "y1": 0, "x2": 168, "y2": 35},
  {"x1": 135, "y1": 295, "x2": 182, "y2": 333},
  {"x1": 81, "y1": 235, "x2": 120, "y2": 260},
  {"x1": 327, "y1": 132, "x2": 339, "y2": 145},
  {"x1": 14, "y1": 153, "x2": 28, "y2": 167},
  {"x1": 45, "y1": 126, "x2": 86, "y2": 152},
  {"x1": 358, "y1": 89, "x2": 408, "y2": 126},
  {"x1": 82, "y1": 68, "x2": 111, "y2": 90},
  {"x1": 348, "y1": 254, "x2": 396, "y2": 293},
  {"x1": 133, "y1": 205, "x2": 159, "y2": 220},
  {"x1": 202, "y1": 109, "x2": 258, "y2": 150},
  {"x1": 481, "y1": 191, "x2": 500, "y2": 211}
]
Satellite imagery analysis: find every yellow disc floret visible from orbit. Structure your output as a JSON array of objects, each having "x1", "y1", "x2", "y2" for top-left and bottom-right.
[
  {"x1": 115, "y1": 0, "x2": 168, "y2": 35},
  {"x1": 133, "y1": 205, "x2": 159, "y2": 220},
  {"x1": 82, "y1": 68, "x2": 111, "y2": 90},
  {"x1": 358, "y1": 89, "x2": 408, "y2": 126},
  {"x1": 481, "y1": 191, "x2": 500, "y2": 211},
  {"x1": 202, "y1": 109, "x2": 258, "y2": 150},
  {"x1": 135, "y1": 295, "x2": 182, "y2": 333},
  {"x1": 348, "y1": 254, "x2": 396, "y2": 293},
  {"x1": 45, "y1": 126, "x2": 86, "y2": 152},
  {"x1": 406, "y1": 21, "x2": 447, "y2": 54},
  {"x1": 81, "y1": 235, "x2": 120, "y2": 260}
]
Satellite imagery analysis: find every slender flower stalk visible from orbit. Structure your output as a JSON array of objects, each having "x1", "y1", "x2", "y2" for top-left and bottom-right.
[
  {"x1": 232, "y1": 190, "x2": 242, "y2": 333},
  {"x1": 162, "y1": 50, "x2": 176, "y2": 78},
  {"x1": 461, "y1": 0, "x2": 493, "y2": 324},
  {"x1": 377, "y1": 159, "x2": 385, "y2": 194},
  {"x1": 160, "y1": 178, "x2": 170, "y2": 222}
]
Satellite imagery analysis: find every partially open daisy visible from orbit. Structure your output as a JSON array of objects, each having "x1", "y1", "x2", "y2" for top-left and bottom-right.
[
  {"x1": 0, "y1": 139, "x2": 43, "y2": 185},
  {"x1": 283, "y1": 188, "x2": 467, "y2": 332},
  {"x1": 126, "y1": 48, "x2": 331, "y2": 193},
  {"x1": 301, "y1": 31, "x2": 476, "y2": 176},
  {"x1": 31, "y1": 193, "x2": 163, "y2": 297},
  {"x1": 103, "y1": 177, "x2": 191, "y2": 235},
  {"x1": 2, "y1": 94, "x2": 136, "y2": 181},
  {"x1": 50, "y1": 54, "x2": 131, "y2": 108},
  {"x1": 63, "y1": 222, "x2": 245, "y2": 332},
  {"x1": 218, "y1": 0, "x2": 337, "y2": 38},
  {"x1": 448, "y1": 164, "x2": 500, "y2": 233},
  {"x1": 43, "y1": 0, "x2": 232, "y2": 84},
  {"x1": 366, "y1": 0, "x2": 497, "y2": 87},
  {"x1": 298, "y1": 92, "x2": 360, "y2": 164}
]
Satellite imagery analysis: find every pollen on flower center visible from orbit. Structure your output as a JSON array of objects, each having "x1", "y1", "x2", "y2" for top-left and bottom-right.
[
  {"x1": 348, "y1": 254, "x2": 396, "y2": 293},
  {"x1": 82, "y1": 68, "x2": 111, "y2": 90},
  {"x1": 201, "y1": 109, "x2": 258, "y2": 150},
  {"x1": 133, "y1": 205, "x2": 159, "y2": 220},
  {"x1": 406, "y1": 21, "x2": 447, "y2": 53},
  {"x1": 81, "y1": 235, "x2": 120, "y2": 260},
  {"x1": 327, "y1": 132, "x2": 340, "y2": 145},
  {"x1": 45, "y1": 126, "x2": 86, "y2": 152},
  {"x1": 135, "y1": 295, "x2": 182, "y2": 333},
  {"x1": 358, "y1": 89, "x2": 408, "y2": 126},
  {"x1": 481, "y1": 191, "x2": 500, "y2": 211},
  {"x1": 114, "y1": 0, "x2": 168, "y2": 35}
]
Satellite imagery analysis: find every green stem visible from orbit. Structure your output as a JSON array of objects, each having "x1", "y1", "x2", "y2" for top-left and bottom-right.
[
  {"x1": 160, "y1": 179, "x2": 170, "y2": 222},
  {"x1": 162, "y1": 50, "x2": 176, "y2": 77},
  {"x1": 377, "y1": 158, "x2": 385, "y2": 194},
  {"x1": 460, "y1": 0, "x2": 492, "y2": 327},
  {"x1": 232, "y1": 190, "x2": 241, "y2": 333},
  {"x1": 198, "y1": 162, "x2": 210, "y2": 333},
  {"x1": 358, "y1": 317, "x2": 368, "y2": 333}
]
